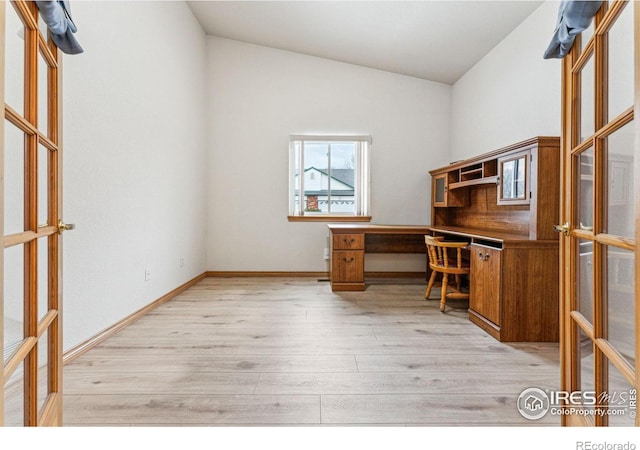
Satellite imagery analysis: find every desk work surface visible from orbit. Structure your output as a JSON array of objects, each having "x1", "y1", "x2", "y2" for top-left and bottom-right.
[
  {"x1": 427, "y1": 225, "x2": 537, "y2": 243},
  {"x1": 327, "y1": 224, "x2": 432, "y2": 234}
]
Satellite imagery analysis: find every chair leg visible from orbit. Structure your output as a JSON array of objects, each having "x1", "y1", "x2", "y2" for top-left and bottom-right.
[
  {"x1": 455, "y1": 274, "x2": 461, "y2": 291},
  {"x1": 424, "y1": 271, "x2": 437, "y2": 299},
  {"x1": 440, "y1": 274, "x2": 448, "y2": 313}
]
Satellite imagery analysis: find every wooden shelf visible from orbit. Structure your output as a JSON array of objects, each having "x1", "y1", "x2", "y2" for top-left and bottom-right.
[{"x1": 449, "y1": 175, "x2": 498, "y2": 190}]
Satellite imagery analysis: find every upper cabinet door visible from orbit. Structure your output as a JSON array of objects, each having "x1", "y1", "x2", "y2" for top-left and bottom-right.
[{"x1": 497, "y1": 150, "x2": 530, "y2": 205}]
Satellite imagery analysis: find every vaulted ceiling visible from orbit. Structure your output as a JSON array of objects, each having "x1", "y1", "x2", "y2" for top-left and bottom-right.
[{"x1": 188, "y1": 1, "x2": 544, "y2": 85}]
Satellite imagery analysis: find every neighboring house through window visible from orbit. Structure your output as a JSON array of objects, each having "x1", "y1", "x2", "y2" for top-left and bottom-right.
[{"x1": 288, "y1": 135, "x2": 371, "y2": 220}]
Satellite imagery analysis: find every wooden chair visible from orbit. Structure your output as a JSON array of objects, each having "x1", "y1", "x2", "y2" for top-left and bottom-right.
[{"x1": 424, "y1": 235, "x2": 470, "y2": 312}]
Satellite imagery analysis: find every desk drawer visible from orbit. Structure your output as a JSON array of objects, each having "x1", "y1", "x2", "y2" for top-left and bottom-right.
[
  {"x1": 332, "y1": 234, "x2": 364, "y2": 250},
  {"x1": 331, "y1": 250, "x2": 364, "y2": 283}
]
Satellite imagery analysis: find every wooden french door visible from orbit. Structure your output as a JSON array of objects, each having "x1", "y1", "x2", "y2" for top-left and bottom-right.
[
  {"x1": 1, "y1": 1, "x2": 65, "y2": 426},
  {"x1": 560, "y1": 0, "x2": 638, "y2": 426}
]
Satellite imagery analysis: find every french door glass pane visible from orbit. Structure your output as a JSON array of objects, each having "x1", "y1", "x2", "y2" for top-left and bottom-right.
[
  {"x1": 38, "y1": 50, "x2": 49, "y2": 135},
  {"x1": 38, "y1": 144, "x2": 49, "y2": 227},
  {"x1": 578, "y1": 239, "x2": 594, "y2": 324},
  {"x1": 580, "y1": 19, "x2": 595, "y2": 53},
  {"x1": 577, "y1": 148, "x2": 594, "y2": 232},
  {"x1": 37, "y1": 328, "x2": 49, "y2": 412},
  {"x1": 5, "y1": 120, "x2": 25, "y2": 235},
  {"x1": 5, "y1": 7, "x2": 25, "y2": 114},
  {"x1": 607, "y1": 360, "x2": 636, "y2": 426},
  {"x1": 607, "y1": 2, "x2": 633, "y2": 121},
  {"x1": 605, "y1": 120, "x2": 634, "y2": 239},
  {"x1": 37, "y1": 237, "x2": 49, "y2": 322},
  {"x1": 579, "y1": 328, "x2": 596, "y2": 417},
  {"x1": 4, "y1": 361, "x2": 24, "y2": 426},
  {"x1": 4, "y1": 244, "x2": 24, "y2": 364},
  {"x1": 580, "y1": 57, "x2": 595, "y2": 142},
  {"x1": 37, "y1": 10, "x2": 49, "y2": 42},
  {"x1": 607, "y1": 246, "x2": 635, "y2": 367}
]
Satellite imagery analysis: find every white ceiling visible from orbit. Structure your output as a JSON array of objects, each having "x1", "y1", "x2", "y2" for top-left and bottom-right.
[{"x1": 187, "y1": 1, "x2": 543, "y2": 85}]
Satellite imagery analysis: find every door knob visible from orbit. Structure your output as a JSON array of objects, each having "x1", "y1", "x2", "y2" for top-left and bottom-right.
[
  {"x1": 58, "y1": 220, "x2": 76, "y2": 234},
  {"x1": 553, "y1": 221, "x2": 569, "y2": 236}
]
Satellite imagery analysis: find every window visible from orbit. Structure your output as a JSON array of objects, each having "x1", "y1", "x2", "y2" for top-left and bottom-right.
[{"x1": 288, "y1": 135, "x2": 371, "y2": 221}]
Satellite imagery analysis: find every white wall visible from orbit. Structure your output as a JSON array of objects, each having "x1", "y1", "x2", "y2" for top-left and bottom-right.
[
  {"x1": 450, "y1": 1, "x2": 562, "y2": 160},
  {"x1": 61, "y1": 1, "x2": 208, "y2": 350},
  {"x1": 205, "y1": 37, "x2": 451, "y2": 273}
]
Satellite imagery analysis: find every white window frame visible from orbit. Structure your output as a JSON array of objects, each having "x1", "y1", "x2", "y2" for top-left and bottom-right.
[{"x1": 288, "y1": 135, "x2": 371, "y2": 222}]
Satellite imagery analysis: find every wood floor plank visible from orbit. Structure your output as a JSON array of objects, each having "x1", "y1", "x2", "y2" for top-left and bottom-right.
[
  {"x1": 64, "y1": 394, "x2": 321, "y2": 425},
  {"x1": 320, "y1": 394, "x2": 558, "y2": 425},
  {"x1": 64, "y1": 371, "x2": 260, "y2": 395},
  {"x1": 66, "y1": 354, "x2": 359, "y2": 373},
  {"x1": 62, "y1": 277, "x2": 562, "y2": 426},
  {"x1": 354, "y1": 352, "x2": 559, "y2": 373},
  {"x1": 254, "y1": 372, "x2": 559, "y2": 396}
]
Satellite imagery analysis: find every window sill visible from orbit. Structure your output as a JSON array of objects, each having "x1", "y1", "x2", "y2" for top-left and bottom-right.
[{"x1": 288, "y1": 215, "x2": 372, "y2": 223}]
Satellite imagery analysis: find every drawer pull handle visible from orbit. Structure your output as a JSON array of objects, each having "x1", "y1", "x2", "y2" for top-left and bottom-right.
[
  {"x1": 478, "y1": 251, "x2": 491, "y2": 261},
  {"x1": 343, "y1": 257, "x2": 355, "y2": 263},
  {"x1": 343, "y1": 238, "x2": 355, "y2": 245}
]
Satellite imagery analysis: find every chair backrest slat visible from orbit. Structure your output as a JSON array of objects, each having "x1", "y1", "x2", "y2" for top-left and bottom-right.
[{"x1": 424, "y1": 235, "x2": 469, "y2": 270}]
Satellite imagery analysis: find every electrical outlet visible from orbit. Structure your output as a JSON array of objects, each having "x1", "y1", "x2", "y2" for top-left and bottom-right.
[
  {"x1": 144, "y1": 268, "x2": 151, "y2": 281},
  {"x1": 180, "y1": 257, "x2": 185, "y2": 268},
  {"x1": 323, "y1": 248, "x2": 330, "y2": 260}
]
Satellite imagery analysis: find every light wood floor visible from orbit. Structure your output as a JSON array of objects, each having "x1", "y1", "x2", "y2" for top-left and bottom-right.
[{"x1": 63, "y1": 277, "x2": 561, "y2": 426}]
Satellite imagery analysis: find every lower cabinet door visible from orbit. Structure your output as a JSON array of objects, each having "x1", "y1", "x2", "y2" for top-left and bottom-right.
[
  {"x1": 331, "y1": 251, "x2": 364, "y2": 283},
  {"x1": 469, "y1": 244, "x2": 502, "y2": 326}
]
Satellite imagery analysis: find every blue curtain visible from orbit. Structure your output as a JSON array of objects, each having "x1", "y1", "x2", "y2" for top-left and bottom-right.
[{"x1": 543, "y1": 1, "x2": 603, "y2": 59}]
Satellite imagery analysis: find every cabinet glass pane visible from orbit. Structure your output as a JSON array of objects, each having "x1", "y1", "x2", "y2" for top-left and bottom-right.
[
  {"x1": 4, "y1": 361, "x2": 25, "y2": 426},
  {"x1": 607, "y1": 360, "x2": 636, "y2": 426},
  {"x1": 5, "y1": 7, "x2": 25, "y2": 114},
  {"x1": 5, "y1": 120, "x2": 25, "y2": 235},
  {"x1": 4, "y1": 244, "x2": 24, "y2": 364},
  {"x1": 607, "y1": 2, "x2": 633, "y2": 121},
  {"x1": 502, "y1": 160, "x2": 515, "y2": 199},
  {"x1": 607, "y1": 246, "x2": 634, "y2": 367},
  {"x1": 577, "y1": 239, "x2": 594, "y2": 324},
  {"x1": 515, "y1": 157, "x2": 525, "y2": 198},
  {"x1": 434, "y1": 177, "x2": 445, "y2": 203},
  {"x1": 580, "y1": 56, "x2": 595, "y2": 142},
  {"x1": 605, "y1": 120, "x2": 634, "y2": 239},
  {"x1": 577, "y1": 148, "x2": 594, "y2": 232},
  {"x1": 500, "y1": 156, "x2": 526, "y2": 201}
]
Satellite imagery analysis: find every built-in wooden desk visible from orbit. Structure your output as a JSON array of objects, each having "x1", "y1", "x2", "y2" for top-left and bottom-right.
[
  {"x1": 329, "y1": 138, "x2": 561, "y2": 343},
  {"x1": 327, "y1": 224, "x2": 431, "y2": 292},
  {"x1": 429, "y1": 137, "x2": 561, "y2": 342}
]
